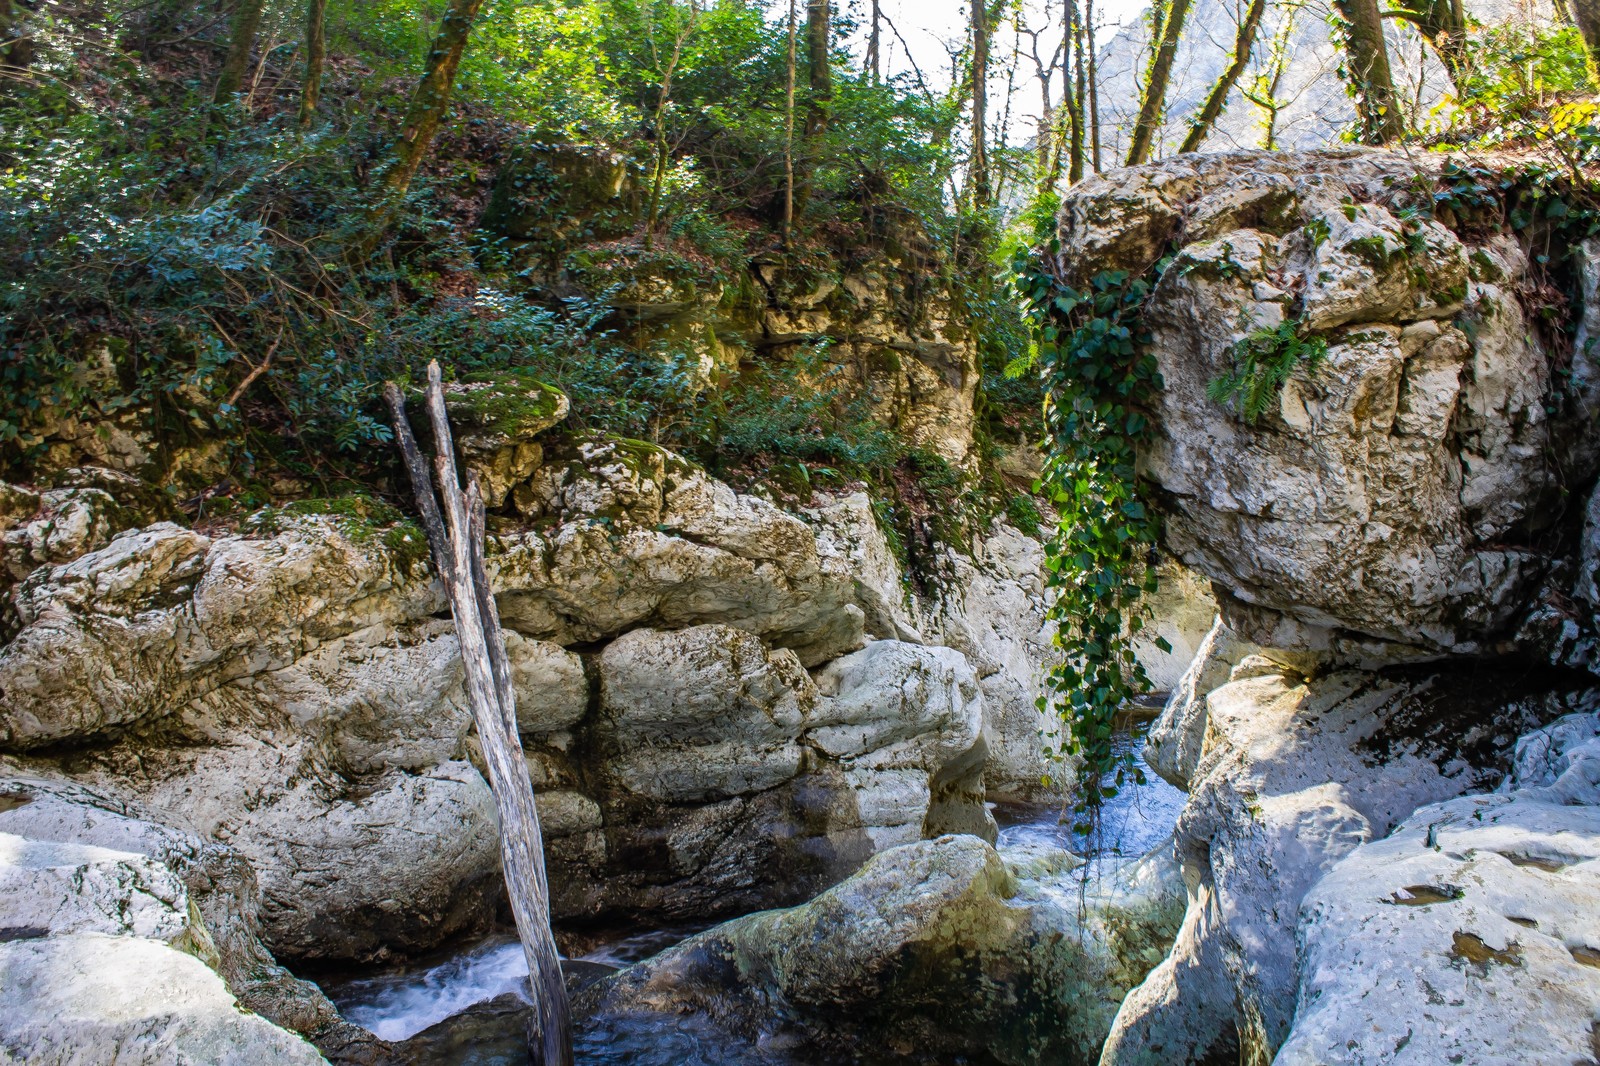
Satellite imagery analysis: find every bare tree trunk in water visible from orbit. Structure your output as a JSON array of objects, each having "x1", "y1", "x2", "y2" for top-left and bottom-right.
[
  {"x1": 385, "y1": 367, "x2": 573, "y2": 1066},
  {"x1": 1126, "y1": 0, "x2": 1193, "y2": 164},
  {"x1": 298, "y1": 0, "x2": 326, "y2": 126},
  {"x1": 214, "y1": 0, "x2": 263, "y2": 101},
  {"x1": 1336, "y1": 0, "x2": 1405, "y2": 143},
  {"x1": 1179, "y1": 0, "x2": 1267, "y2": 153}
]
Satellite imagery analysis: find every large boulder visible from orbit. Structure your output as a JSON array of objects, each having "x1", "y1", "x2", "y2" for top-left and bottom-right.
[
  {"x1": 0, "y1": 442, "x2": 890, "y2": 956},
  {"x1": 0, "y1": 518, "x2": 502, "y2": 963},
  {"x1": 577, "y1": 834, "x2": 1184, "y2": 1066},
  {"x1": 496, "y1": 437, "x2": 865, "y2": 666},
  {"x1": 1055, "y1": 150, "x2": 1600, "y2": 655},
  {"x1": 0, "y1": 445, "x2": 1041, "y2": 964},
  {"x1": 1277, "y1": 708, "x2": 1600, "y2": 1065}
]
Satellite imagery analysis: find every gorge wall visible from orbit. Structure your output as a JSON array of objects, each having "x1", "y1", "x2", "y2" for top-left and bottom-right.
[{"x1": 1052, "y1": 148, "x2": 1600, "y2": 1064}]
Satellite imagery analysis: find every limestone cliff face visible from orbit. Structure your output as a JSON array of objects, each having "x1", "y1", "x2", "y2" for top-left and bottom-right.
[{"x1": 1052, "y1": 149, "x2": 1600, "y2": 1065}]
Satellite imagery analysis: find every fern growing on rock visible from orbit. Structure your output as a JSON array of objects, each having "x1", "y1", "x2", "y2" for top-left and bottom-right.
[{"x1": 1206, "y1": 320, "x2": 1328, "y2": 423}]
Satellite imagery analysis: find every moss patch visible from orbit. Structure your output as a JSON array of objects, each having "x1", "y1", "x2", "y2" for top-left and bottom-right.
[{"x1": 455, "y1": 372, "x2": 569, "y2": 436}]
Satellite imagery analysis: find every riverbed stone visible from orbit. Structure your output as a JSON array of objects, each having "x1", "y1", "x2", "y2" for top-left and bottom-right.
[
  {"x1": 1102, "y1": 654, "x2": 1598, "y2": 1065},
  {"x1": 0, "y1": 770, "x2": 382, "y2": 1061},
  {"x1": 577, "y1": 834, "x2": 1184, "y2": 1066},
  {"x1": 0, "y1": 933, "x2": 329, "y2": 1065}
]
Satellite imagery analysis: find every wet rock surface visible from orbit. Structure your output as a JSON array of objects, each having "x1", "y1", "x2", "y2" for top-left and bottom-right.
[{"x1": 576, "y1": 834, "x2": 1183, "y2": 1066}]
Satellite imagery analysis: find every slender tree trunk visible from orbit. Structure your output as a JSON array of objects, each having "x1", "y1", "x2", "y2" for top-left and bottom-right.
[
  {"x1": 1569, "y1": 0, "x2": 1600, "y2": 70},
  {"x1": 385, "y1": 367, "x2": 572, "y2": 1066},
  {"x1": 371, "y1": 0, "x2": 485, "y2": 210},
  {"x1": 1126, "y1": 0, "x2": 1194, "y2": 164},
  {"x1": 644, "y1": 43, "x2": 682, "y2": 248},
  {"x1": 793, "y1": 0, "x2": 829, "y2": 216},
  {"x1": 1243, "y1": 0, "x2": 1298, "y2": 148},
  {"x1": 1063, "y1": 0, "x2": 1085, "y2": 185},
  {"x1": 970, "y1": 0, "x2": 992, "y2": 207},
  {"x1": 298, "y1": 0, "x2": 326, "y2": 126},
  {"x1": 1179, "y1": 0, "x2": 1267, "y2": 153},
  {"x1": 214, "y1": 0, "x2": 264, "y2": 101},
  {"x1": 1071, "y1": 0, "x2": 1089, "y2": 182},
  {"x1": 784, "y1": 0, "x2": 797, "y2": 242},
  {"x1": 1336, "y1": 0, "x2": 1404, "y2": 143},
  {"x1": 1022, "y1": 4, "x2": 1065, "y2": 194},
  {"x1": 1085, "y1": 0, "x2": 1102, "y2": 171},
  {"x1": 867, "y1": 0, "x2": 880, "y2": 81},
  {"x1": 804, "y1": 0, "x2": 831, "y2": 140}
]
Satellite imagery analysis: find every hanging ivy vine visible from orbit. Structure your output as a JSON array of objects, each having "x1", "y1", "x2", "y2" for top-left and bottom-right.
[{"x1": 1014, "y1": 246, "x2": 1167, "y2": 810}]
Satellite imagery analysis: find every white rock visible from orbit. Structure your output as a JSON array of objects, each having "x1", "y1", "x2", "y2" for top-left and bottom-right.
[
  {"x1": 0, "y1": 772, "x2": 372, "y2": 1055},
  {"x1": 1103, "y1": 654, "x2": 1593, "y2": 1064},
  {"x1": 806, "y1": 491, "x2": 921, "y2": 642},
  {"x1": 0, "y1": 933, "x2": 328, "y2": 1065},
  {"x1": 913, "y1": 522, "x2": 1063, "y2": 797},
  {"x1": 496, "y1": 439, "x2": 864, "y2": 666},
  {"x1": 506, "y1": 632, "x2": 588, "y2": 736},
  {"x1": 1280, "y1": 711, "x2": 1600, "y2": 1065},
  {"x1": 1132, "y1": 561, "x2": 1219, "y2": 694},
  {"x1": 596, "y1": 625, "x2": 814, "y2": 801},
  {"x1": 0, "y1": 832, "x2": 194, "y2": 944},
  {"x1": 1057, "y1": 150, "x2": 1600, "y2": 653},
  {"x1": 811, "y1": 640, "x2": 984, "y2": 771}
]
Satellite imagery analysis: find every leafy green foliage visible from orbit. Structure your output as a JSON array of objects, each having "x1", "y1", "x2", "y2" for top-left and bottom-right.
[
  {"x1": 1452, "y1": 23, "x2": 1595, "y2": 143},
  {"x1": 1015, "y1": 252, "x2": 1165, "y2": 808},
  {"x1": 1206, "y1": 320, "x2": 1328, "y2": 423}
]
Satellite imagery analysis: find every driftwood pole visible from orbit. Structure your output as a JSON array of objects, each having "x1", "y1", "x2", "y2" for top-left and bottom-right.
[{"x1": 384, "y1": 363, "x2": 572, "y2": 1066}]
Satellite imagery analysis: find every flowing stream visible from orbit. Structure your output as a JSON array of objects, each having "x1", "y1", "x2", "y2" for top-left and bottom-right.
[
  {"x1": 992, "y1": 719, "x2": 1186, "y2": 874},
  {"x1": 321, "y1": 719, "x2": 1184, "y2": 1063}
]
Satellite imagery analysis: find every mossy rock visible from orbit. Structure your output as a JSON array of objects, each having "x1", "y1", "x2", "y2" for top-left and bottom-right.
[
  {"x1": 241, "y1": 496, "x2": 430, "y2": 573},
  {"x1": 46, "y1": 467, "x2": 182, "y2": 527},
  {"x1": 481, "y1": 142, "x2": 632, "y2": 243},
  {"x1": 444, "y1": 373, "x2": 571, "y2": 441}
]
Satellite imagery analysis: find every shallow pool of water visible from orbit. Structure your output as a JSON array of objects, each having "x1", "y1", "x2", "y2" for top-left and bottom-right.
[{"x1": 992, "y1": 719, "x2": 1186, "y2": 868}]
